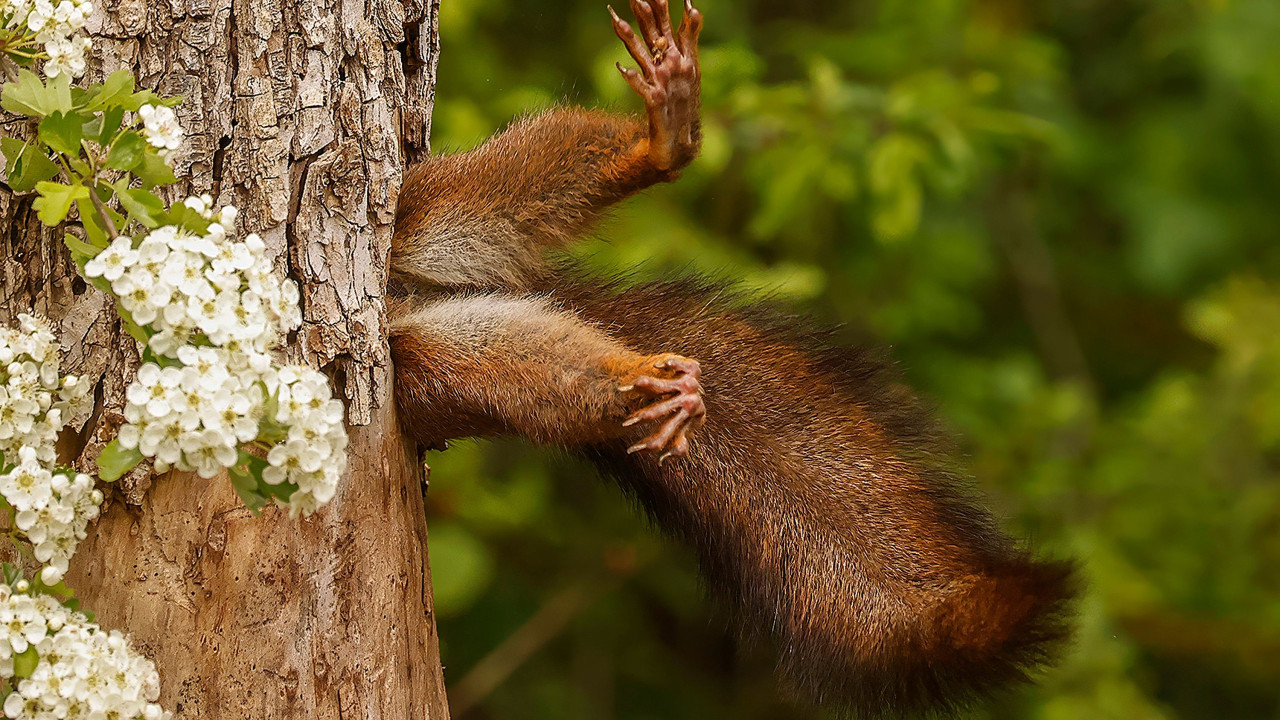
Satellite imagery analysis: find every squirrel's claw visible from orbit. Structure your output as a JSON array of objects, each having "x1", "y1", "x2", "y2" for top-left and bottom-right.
[
  {"x1": 628, "y1": 407, "x2": 691, "y2": 456},
  {"x1": 677, "y1": 1, "x2": 702, "y2": 56},
  {"x1": 629, "y1": 0, "x2": 663, "y2": 50},
  {"x1": 610, "y1": 6, "x2": 655, "y2": 78},
  {"x1": 622, "y1": 354, "x2": 705, "y2": 461}
]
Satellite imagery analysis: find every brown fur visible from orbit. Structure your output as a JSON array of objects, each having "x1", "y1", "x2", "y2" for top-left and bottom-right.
[
  {"x1": 546, "y1": 274, "x2": 1076, "y2": 716},
  {"x1": 393, "y1": 108, "x2": 664, "y2": 291},
  {"x1": 390, "y1": 292, "x2": 685, "y2": 448},
  {"x1": 387, "y1": 2, "x2": 1074, "y2": 713}
]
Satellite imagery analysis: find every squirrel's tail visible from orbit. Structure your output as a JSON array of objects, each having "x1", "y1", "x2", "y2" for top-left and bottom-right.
[{"x1": 549, "y1": 274, "x2": 1076, "y2": 717}]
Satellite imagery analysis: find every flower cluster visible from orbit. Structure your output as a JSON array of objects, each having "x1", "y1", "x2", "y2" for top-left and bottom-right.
[
  {"x1": 0, "y1": 581, "x2": 168, "y2": 720},
  {"x1": 137, "y1": 105, "x2": 181, "y2": 160},
  {"x1": 262, "y1": 366, "x2": 347, "y2": 516},
  {"x1": 0, "y1": 448, "x2": 102, "y2": 585},
  {"x1": 116, "y1": 348, "x2": 260, "y2": 479},
  {"x1": 1, "y1": 0, "x2": 94, "y2": 78},
  {"x1": 86, "y1": 198, "x2": 343, "y2": 515},
  {"x1": 114, "y1": 353, "x2": 347, "y2": 515},
  {"x1": 85, "y1": 197, "x2": 302, "y2": 360},
  {"x1": 0, "y1": 315, "x2": 90, "y2": 465}
]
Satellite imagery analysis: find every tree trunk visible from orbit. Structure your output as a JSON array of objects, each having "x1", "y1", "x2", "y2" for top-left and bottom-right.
[{"x1": 0, "y1": 0, "x2": 448, "y2": 717}]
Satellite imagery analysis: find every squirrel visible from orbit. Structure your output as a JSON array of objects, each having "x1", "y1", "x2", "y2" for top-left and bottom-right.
[{"x1": 387, "y1": 0, "x2": 1076, "y2": 716}]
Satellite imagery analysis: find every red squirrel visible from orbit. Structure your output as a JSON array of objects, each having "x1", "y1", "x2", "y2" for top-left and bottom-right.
[{"x1": 388, "y1": 1, "x2": 1076, "y2": 715}]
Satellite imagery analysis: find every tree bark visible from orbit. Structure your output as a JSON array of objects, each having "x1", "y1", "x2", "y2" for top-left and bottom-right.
[{"x1": 0, "y1": 0, "x2": 448, "y2": 717}]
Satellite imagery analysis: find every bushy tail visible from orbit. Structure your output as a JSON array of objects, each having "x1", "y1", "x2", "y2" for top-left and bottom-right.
[{"x1": 551, "y1": 274, "x2": 1077, "y2": 717}]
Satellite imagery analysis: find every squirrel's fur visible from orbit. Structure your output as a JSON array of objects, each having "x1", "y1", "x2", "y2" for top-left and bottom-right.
[{"x1": 388, "y1": 1, "x2": 1075, "y2": 716}]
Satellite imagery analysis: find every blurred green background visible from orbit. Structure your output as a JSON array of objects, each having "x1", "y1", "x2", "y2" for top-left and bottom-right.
[{"x1": 421, "y1": 0, "x2": 1280, "y2": 717}]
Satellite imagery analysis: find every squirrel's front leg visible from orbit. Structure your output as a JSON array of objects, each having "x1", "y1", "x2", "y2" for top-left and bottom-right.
[{"x1": 390, "y1": 1, "x2": 703, "y2": 292}]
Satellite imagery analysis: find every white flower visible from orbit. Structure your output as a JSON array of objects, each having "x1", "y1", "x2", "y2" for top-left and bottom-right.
[
  {"x1": 0, "y1": 315, "x2": 91, "y2": 465},
  {"x1": 118, "y1": 280, "x2": 173, "y2": 327},
  {"x1": 10, "y1": 0, "x2": 95, "y2": 78},
  {"x1": 138, "y1": 104, "x2": 182, "y2": 156},
  {"x1": 125, "y1": 364, "x2": 181, "y2": 420},
  {"x1": 258, "y1": 366, "x2": 346, "y2": 514},
  {"x1": 75, "y1": 200, "x2": 346, "y2": 516},
  {"x1": 0, "y1": 447, "x2": 101, "y2": 586},
  {"x1": 137, "y1": 417, "x2": 184, "y2": 466},
  {"x1": 101, "y1": 207, "x2": 305, "y2": 360},
  {"x1": 41, "y1": 34, "x2": 89, "y2": 78},
  {"x1": 0, "y1": 582, "x2": 169, "y2": 720},
  {"x1": 0, "y1": 449, "x2": 51, "y2": 512},
  {"x1": 84, "y1": 237, "x2": 138, "y2": 282},
  {"x1": 119, "y1": 348, "x2": 266, "y2": 481}
]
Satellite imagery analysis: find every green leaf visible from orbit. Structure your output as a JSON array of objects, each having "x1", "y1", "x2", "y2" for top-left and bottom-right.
[
  {"x1": 162, "y1": 201, "x2": 212, "y2": 235},
  {"x1": 47, "y1": 73, "x2": 72, "y2": 115},
  {"x1": 2, "y1": 138, "x2": 61, "y2": 193},
  {"x1": 82, "y1": 69, "x2": 135, "y2": 112},
  {"x1": 114, "y1": 185, "x2": 164, "y2": 228},
  {"x1": 1, "y1": 69, "x2": 51, "y2": 117},
  {"x1": 122, "y1": 89, "x2": 182, "y2": 112},
  {"x1": 141, "y1": 346, "x2": 182, "y2": 368},
  {"x1": 74, "y1": 199, "x2": 107, "y2": 245},
  {"x1": 81, "y1": 114, "x2": 102, "y2": 139},
  {"x1": 0, "y1": 564, "x2": 21, "y2": 587},
  {"x1": 38, "y1": 110, "x2": 84, "y2": 157},
  {"x1": 1, "y1": 137, "x2": 24, "y2": 175},
  {"x1": 105, "y1": 130, "x2": 145, "y2": 171},
  {"x1": 74, "y1": 195, "x2": 125, "y2": 247},
  {"x1": 63, "y1": 232, "x2": 100, "y2": 258},
  {"x1": 12, "y1": 647, "x2": 38, "y2": 679},
  {"x1": 32, "y1": 181, "x2": 89, "y2": 225},
  {"x1": 97, "y1": 438, "x2": 143, "y2": 482},
  {"x1": 230, "y1": 454, "x2": 266, "y2": 514},
  {"x1": 65, "y1": 155, "x2": 91, "y2": 176},
  {"x1": 134, "y1": 151, "x2": 178, "y2": 188},
  {"x1": 257, "y1": 390, "x2": 287, "y2": 445},
  {"x1": 260, "y1": 479, "x2": 298, "y2": 503},
  {"x1": 95, "y1": 107, "x2": 125, "y2": 145},
  {"x1": 63, "y1": 233, "x2": 102, "y2": 275},
  {"x1": 31, "y1": 571, "x2": 75, "y2": 599},
  {"x1": 261, "y1": 384, "x2": 279, "y2": 425}
]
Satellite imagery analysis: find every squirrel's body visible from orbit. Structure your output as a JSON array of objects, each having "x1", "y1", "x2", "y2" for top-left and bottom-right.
[{"x1": 389, "y1": 1, "x2": 1075, "y2": 716}]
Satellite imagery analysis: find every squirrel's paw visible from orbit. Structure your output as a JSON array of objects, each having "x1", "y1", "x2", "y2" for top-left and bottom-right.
[
  {"x1": 621, "y1": 354, "x2": 705, "y2": 463},
  {"x1": 609, "y1": 0, "x2": 702, "y2": 172}
]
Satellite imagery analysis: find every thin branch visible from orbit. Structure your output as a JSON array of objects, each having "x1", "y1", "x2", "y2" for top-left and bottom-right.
[
  {"x1": 985, "y1": 178, "x2": 1094, "y2": 393},
  {"x1": 449, "y1": 583, "x2": 597, "y2": 716},
  {"x1": 88, "y1": 186, "x2": 119, "y2": 239}
]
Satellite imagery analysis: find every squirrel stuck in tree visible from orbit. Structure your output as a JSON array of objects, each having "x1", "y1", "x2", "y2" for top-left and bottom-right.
[{"x1": 388, "y1": 0, "x2": 1076, "y2": 716}]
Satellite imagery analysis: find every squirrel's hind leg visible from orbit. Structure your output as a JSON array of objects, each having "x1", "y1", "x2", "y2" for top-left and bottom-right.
[{"x1": 389, "y1": 293, "x2": 704, "y2": 457}]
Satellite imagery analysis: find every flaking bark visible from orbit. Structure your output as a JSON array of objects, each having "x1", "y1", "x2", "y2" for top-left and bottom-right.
[{"x1": 0, "y1": 0, "x2": 447, "y2": 717}]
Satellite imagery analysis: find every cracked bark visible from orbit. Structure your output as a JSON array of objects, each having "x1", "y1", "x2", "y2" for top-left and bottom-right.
[{"x1": 0, "y1": 0, "x2": 447, "y2": 717}]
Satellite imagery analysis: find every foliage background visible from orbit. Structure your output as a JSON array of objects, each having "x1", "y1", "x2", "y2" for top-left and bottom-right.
[{"x1": 421, "y1": 0, "x2": 1280, "y2": 717}]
